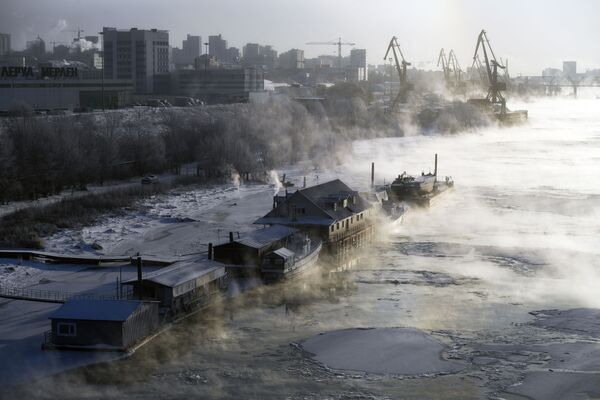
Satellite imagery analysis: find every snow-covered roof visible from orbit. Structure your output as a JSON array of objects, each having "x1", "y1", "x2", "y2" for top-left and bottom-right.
[
  {"x1": 235, "y1": 225, "x2": 298, "y2": 249},
  {"x1": 256, "y1": 179, "x2": 372, "y2": 226},
  {"x1": 272, "y1": 247, "x2": 295, "y2": 259},
  {"x1": 123, "y1": 258, "x2": 226, "y2": 288},
  {"x1": 254, "y1": 216, "x2": 334, "y2": 226},
  {"x1": 49, "y1": 299, "x2": 143, "y2": 322}
]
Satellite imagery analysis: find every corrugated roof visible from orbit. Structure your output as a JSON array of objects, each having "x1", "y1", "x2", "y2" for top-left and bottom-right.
[
  {"x1": 122, "y1": 258, "x2": 226, "y2": 288},
  {"x1": 235, "y1": 225, "x2": 298, "y2": 249},
  {"x1": 49, "y1": 299, "x2": 143, "y2": 322}
]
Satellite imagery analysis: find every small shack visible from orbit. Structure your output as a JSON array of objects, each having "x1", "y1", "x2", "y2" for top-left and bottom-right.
[
  {"x1": 46, "y1": 299, "x2": 159, "y2": 351},
  {"x1": 261, "y1": 247, "x2": 295, "y2": 272},
  {"x1": 122, "y1": 258, "x2": 228, "y2": 317},
  {"x1": 213, "y1": 225, "x2": 298, "y2": 266}
]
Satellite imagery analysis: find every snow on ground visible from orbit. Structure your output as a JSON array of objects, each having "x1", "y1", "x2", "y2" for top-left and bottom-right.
[
  {"x1": 43, "y1": 182, "x2": 271, "y2": 257},
  {"x1": 0, "y1": 263, "x2": 45, "y2": 289},
  {"x1": 0, "y1": 173, "x2": 177, "y2": 219},
  {"x1": 0, "y1": 261, "x2": 160, "y2": 386}
]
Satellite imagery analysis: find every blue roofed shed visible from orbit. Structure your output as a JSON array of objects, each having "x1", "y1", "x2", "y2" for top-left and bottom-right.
[{"x1": 48, "y1": 299, "x2": 159, "y2": 351}]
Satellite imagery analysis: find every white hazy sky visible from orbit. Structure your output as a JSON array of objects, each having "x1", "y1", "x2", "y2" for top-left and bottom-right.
[{"x1": 2, "y1": 0, "x2": 600, "y2": 75}]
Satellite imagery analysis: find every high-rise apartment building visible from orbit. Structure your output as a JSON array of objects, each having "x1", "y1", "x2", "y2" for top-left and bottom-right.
[
  {"x1": 208, "y1": 34, "x2": 228, "y2": 61},
  {"x1": 102, "y1": 27, "x2": 169, "y2": 94}
]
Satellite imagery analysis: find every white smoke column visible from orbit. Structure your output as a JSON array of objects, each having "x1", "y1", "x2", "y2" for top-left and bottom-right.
[
  {"x1": 268, "y1": 170, "x2": 283, "y2": 195},
  {"x1": 71, "y1": 38, "x2": 97, "y2": 51}
]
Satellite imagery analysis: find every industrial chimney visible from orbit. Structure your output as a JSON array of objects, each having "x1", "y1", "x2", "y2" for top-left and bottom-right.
[{"x1": 434, "y1": 154, "x2": 438, "y2": 181}]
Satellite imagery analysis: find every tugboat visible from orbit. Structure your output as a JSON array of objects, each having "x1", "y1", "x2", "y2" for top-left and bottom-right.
[
  {"x1": 260, "y1": 236, "x2": 322, "y2": 282},
  {"x1": 388, "y1": 154, "x2": 454, "y2": 208}
]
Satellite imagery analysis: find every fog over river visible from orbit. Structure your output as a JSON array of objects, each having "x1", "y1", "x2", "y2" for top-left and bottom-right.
[{"x1": 7, "y1": 93, "x2": 600, "y2": 399}]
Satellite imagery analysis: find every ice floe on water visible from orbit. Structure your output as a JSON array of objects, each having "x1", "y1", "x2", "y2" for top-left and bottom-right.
[{"x1": 300, "y1": 327, "x2": 465, "y2": 376}]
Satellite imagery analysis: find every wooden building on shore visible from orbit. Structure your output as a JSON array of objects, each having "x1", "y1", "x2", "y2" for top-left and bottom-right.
[
  {"x1": 44, "y1": 299, "x2": 159, "y2": 351},
  {"x1": 122, "y1": 258, "x2": 228, "y2": 318},
  {"x1": 255, "y1": 179, "x2": 374, "y2": 260}
]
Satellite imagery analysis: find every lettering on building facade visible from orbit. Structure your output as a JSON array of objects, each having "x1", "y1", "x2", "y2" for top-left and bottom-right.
[{"x1": 0, "y1": 66, "x2": 78, "y2": 79}]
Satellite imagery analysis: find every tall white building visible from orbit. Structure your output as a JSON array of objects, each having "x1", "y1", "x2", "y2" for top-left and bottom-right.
[
  {"x1": 563, "y1": 61, "x2": 576, "y2": 78},
  {"x1": 102, "y1": 27, "x2": 169, "y2": 94},
  {"x1": 350, "y1": 49, "x2": 367, "y2": 81}
]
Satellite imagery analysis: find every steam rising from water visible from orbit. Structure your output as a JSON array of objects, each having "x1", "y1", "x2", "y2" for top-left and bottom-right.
[{"x1": 337, "y1": 93, "x2": 600, "y2": 308}]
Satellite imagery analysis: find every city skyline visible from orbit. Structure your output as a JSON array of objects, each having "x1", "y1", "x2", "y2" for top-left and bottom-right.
[{"x1": 2, "y1": 0, "x2": 600, "y2": 75}]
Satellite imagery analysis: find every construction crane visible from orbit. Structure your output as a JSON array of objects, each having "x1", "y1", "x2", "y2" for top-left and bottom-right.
[
  {"x1": 62, "y1": 27, "x2": 85, "y2": 41},
  {"x1": 306, "y1": 37, "x2": 355, "y2": 68},
  {"x1": 384, "y1": 36, "x2": 412, "y2": 109},
  {"x1": 471, "y1": 29, "x2": 506, "y2": 113}
]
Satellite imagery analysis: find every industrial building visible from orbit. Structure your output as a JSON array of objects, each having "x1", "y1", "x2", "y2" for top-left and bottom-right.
[
  {"x1": 0, "y1": 65, "x2": 133, "y2": 112},
  {"x1": 102, "y1": 27, "x2": 169, "y2": 94},
  {"x1": 255, "y1": 179, "x2": 374, "y2": 259},
  {"x1": 45, "y1": 299, "x2": 159, "y2": 351},
  {"x1": 155, "y1": 67, "x2": 265, "y2": 103}
]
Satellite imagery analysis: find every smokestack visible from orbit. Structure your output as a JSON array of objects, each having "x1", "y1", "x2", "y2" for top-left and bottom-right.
[
  {"x1": 229, "y1": 231, "x2": 234, "y2": 243},
  {"x1": 371, "y1": 162, "x2": 375, "y2": 188},
  {"x1": 208, "y1": 243, "x2": 213, "y2": 260},
  {"x1": 136, "y1": 255, "x2": 143, "y2": 300},
  {"x1": 434, "y1": 154, "x2": 438, "y2": 181},
  {"x1": 303, "y1": 176, "x2": 306, "y2": 188}
]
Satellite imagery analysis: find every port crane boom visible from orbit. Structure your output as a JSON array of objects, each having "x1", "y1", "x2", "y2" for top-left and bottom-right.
[
  {"x1": 448, "y1": 50, "x2": 462, "y2": 84},
  {"x1": 438, "y1": 48, "x2": 450, "y2": 82},
  {"x1": 472, "y1": 29, "x2": 506, "y2": 112},
  {"x1": 384, "y1": 36, "x2": 412, "y2": 109}
]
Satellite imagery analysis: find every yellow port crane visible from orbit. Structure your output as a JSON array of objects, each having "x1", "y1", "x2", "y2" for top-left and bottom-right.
[
  {"x1": 306, "y1": 37, "x2": 356, "y2": 68},
  {"x1": 384, "y1": 36, "x2": 412, "y2": 110}
]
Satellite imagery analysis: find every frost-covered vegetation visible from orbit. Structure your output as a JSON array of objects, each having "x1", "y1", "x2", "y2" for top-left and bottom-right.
[{"x1": 0, "y1": 84, "x2": 487, "y2": 204}]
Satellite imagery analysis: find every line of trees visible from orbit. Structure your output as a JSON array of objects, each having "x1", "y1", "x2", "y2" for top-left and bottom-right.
[
  {"x1": 0, "y1": 83, "x2": 488, "y2": 204},
  {"x1": 0, "y1": 98, "x2": 346, "y2": 203}
]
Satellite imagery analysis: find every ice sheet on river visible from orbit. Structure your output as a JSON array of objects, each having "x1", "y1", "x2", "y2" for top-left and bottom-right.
[{"x1": 301, "y1": 327, "x2": 464, "y2": 376}]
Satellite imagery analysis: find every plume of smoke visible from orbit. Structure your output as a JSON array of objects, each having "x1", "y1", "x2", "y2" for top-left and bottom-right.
[
  {"x1": 71, "y1": 38, "x2": 97, "y2": 52},
  {"x1": 267, "y1": 170, "x2": 283, "y2": 195}
]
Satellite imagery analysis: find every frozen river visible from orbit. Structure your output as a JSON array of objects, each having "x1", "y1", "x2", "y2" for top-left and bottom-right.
[{"x1": 4, "y1": 94, "x2": 600, "y2": 399}]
